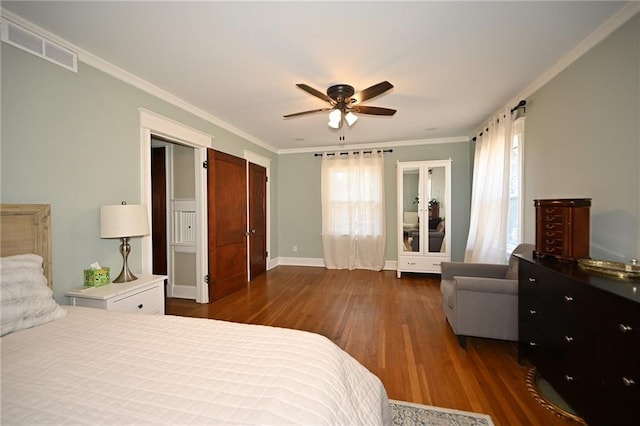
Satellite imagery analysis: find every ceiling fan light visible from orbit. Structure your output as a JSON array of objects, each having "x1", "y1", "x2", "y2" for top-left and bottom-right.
[
  {"x1": 328, "y1": 109, "x2": 342, "y2": 129},
  {"x1": 345, "y1": 111, "x2": 358, "y2": 126},
  {"x1": 328, "y1": 119, "x2": 341, "y2": 129}
]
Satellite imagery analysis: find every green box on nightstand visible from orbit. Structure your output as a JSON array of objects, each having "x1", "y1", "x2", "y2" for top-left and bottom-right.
[{"x1": 83, "y1": 267, "x2": 110, "y2": 287}]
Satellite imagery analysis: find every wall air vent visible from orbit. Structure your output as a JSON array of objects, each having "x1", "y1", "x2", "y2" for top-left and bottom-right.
[{"x1": 1, "y1": 17, "x2": 77, "y2": 72}]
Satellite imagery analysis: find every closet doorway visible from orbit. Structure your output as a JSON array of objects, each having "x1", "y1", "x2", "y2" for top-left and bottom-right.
[{"x1": 151, "y1": 137, "x2": 199, "y2": 300}]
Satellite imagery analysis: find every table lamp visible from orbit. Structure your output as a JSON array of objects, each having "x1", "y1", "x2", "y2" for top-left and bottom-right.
[{"x1": 100, "y1": 202, "x2": 150, "y2": 283}]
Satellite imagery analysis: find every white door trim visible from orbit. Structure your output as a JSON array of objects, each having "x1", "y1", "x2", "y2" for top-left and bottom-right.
[{"x1": 140, "y1": 108, "x2": 213, "y2": 303}]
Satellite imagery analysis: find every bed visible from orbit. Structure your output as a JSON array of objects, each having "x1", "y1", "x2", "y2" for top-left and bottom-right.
[{"x1": 1, "y1": 204, "x2": 391, "y2": 425}]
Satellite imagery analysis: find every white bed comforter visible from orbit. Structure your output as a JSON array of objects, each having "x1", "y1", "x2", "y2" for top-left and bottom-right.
[{"x1": 1, "y1": 307, "x2": 390, "y2": 425}]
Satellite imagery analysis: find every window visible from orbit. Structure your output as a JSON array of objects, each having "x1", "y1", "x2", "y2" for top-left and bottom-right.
[
  {"x1": 506, "y1": 118, "x2": 525, "y2": 254},
  {"x1": 320, "y1": 152, "x2": 386, "y2": 270},
  {"x1": 323, "y1": 156, "x2": 384, "y2": 236}
]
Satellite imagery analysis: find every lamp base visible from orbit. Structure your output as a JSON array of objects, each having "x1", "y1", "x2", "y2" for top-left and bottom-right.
[
  {"x1": 113, "y1": 266, "x2": 138, "y2": 283},
  {"x1": 113, "y1": 237, "x2": 138, "y2": 283}
]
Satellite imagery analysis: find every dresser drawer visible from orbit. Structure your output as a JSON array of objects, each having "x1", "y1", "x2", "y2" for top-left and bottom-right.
[
  {"x1": 520, "y1": 263, "x2": 593, "y2": 316},
  {"x1": 110, "y1": 285, "x2": 163, "y2": 314},
  {"x1": 398, "y1": 255, "x2": 447, "y2": 273},
  {"x1": 540, "y1": 210, "x2": 564, "y2": 224}
]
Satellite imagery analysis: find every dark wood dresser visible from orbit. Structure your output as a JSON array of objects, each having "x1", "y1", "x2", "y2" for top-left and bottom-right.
[{"x1": 517, "y1": 253, "x2": 640, "y2": 425}]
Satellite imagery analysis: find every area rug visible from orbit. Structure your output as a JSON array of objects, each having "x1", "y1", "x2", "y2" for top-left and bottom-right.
[{"x1": 390, "y1": 399, "x2": 495, "y2": 426}]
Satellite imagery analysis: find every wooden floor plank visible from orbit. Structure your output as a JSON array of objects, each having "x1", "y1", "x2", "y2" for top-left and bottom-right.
[{"x1": 165, "y1": 266, "x2": 572, "y2": 426}]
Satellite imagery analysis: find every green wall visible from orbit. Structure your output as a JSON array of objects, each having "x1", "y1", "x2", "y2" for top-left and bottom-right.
[
  {"x1": 1, "y1": 44, "x2": 278, "y2": 301},
  {"x1": 2, "y1": 9, "x2": 637, "y2": 305},
  {"x1": 277, "y1": 141, "x2": 472, "y2": 264},
  {"x1": 523, "y1": 13, "x2": 639, "y2": 262},
  {"x1": 275, "y1": 12, "x2": 640, "y2": 266}
]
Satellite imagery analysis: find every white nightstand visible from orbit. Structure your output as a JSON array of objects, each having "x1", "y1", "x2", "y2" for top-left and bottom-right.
[{"x1": 66, "y1": 274, "x2": 167, "y2": 315}]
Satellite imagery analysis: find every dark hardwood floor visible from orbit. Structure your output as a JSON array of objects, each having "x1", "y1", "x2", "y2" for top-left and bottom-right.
[{"x1": 166, "y1": 266, "x2": 573, "y2": 426}]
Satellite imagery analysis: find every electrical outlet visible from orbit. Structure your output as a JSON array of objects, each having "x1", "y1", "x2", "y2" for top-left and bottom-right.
[{"x1": 293, "y1": 245, "x2": 298, "y2": 253}]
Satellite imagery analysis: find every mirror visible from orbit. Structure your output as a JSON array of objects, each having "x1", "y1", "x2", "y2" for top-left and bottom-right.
[
  {"x1": 427, "y1": 166, "x2": 446, "y2": 253},
  {"x1": 401, "y1": 165, "x2": 447, "y2": 253},
  {"x1": 401, "y1": 167, "x2": 420, "y2": 252}
]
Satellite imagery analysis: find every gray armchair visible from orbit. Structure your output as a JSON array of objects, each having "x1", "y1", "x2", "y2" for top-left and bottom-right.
[{"x1": 440, "y1": 243, "x2": 535, "y2": 348}]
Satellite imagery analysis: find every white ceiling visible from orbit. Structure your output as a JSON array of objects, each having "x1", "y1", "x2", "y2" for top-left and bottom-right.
[{"x1": 2, "y1": 1, "x2": 631, "y2": 152}]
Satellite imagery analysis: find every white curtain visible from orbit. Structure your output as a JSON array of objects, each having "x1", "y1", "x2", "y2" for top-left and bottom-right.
[
  {"x1": 464, "y1": 109, "x2": 515, "y2": 264},
  {"x1": 321, "y1": 151, "x2": 386, "y2": 271}
]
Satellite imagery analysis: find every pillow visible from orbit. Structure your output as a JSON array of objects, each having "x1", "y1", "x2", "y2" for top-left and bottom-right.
[{"x1": 1, "y1": 254, "x2": 67, "y2": 336}]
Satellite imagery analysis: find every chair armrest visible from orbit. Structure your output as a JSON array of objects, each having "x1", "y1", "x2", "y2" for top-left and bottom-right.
[
  {"x1": 453, "y1": 276, "x2": 518, "y2": 295},
  {"x1": 440, "y1": 262, "x2": 509, "y2": 280}
]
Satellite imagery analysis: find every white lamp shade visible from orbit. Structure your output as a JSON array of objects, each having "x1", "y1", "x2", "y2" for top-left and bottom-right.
[
  {"x1": 345, "y1": 111, "x2": 358, "y2": 126},
  {"x1": 328, "y1": 109, "x2": 342, "y2": 129},
  {"x1": 100, "y1": 204, "x2": 150, "y2": 238}
]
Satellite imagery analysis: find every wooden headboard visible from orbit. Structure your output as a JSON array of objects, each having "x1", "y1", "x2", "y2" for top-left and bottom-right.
[{"x1": 0, "y1": 204, "x2": 52, "y2": 288}]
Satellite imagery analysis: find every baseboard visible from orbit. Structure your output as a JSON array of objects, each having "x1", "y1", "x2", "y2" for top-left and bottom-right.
[
  {"x1": 273, "y1": 257, "x2": 398, "y2": 271},
  {"x1": 169, "y1": 284, "x2": 197, "y2": 299},
  {"x1": 384, "y1": 260, "x2": 397, "y2": 271},
  {"x1": 275, "y1": 257, "x2": 325, "y2": 267},
  {"x1": 266, "y1": 257, "x2": 279, "y2": 270}
]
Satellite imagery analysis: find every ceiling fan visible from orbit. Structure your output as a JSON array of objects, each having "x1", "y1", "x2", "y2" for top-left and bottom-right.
[{"x1": 284, "y1": 81, "x2": 396, "y2": 129}]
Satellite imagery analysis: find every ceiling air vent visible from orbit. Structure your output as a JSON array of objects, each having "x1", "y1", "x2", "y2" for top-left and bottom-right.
[{"x1": 1, "y1": 17, "x2": 77, "y2": 72}]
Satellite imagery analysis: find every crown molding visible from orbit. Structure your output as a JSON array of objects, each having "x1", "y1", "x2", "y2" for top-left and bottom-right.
[
  {"x1": 0, "y1": 8, "x2": 279, "y2": 154},
  {"x1": 514, "y1": 2, "x2": 639, "y2": 105},
  {"x1": 474, "y1": 2, "x2": 640, "y2": 137}
]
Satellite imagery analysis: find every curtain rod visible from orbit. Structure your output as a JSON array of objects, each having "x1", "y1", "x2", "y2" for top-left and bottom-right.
[
  {"x1": 472, "y1": 100, "x2": 527, "y2": 141},
  {"x1": 510, "y1": 99, "x2": 527, "y2": 114},
  {"x1": 314, "y1": 149, "x2": 393, "y2": 157}
]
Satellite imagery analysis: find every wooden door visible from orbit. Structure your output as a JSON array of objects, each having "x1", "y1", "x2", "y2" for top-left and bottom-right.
[
  {"x1": 248, "y1": 162, "x2": 267, "y2": 279},
  {"x1": 207, "y1": 150, "x2": 247, "y2": 301}
]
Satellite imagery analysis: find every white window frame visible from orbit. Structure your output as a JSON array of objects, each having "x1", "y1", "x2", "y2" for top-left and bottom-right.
[{"x1": 506, "y1": 117, "x2": 525, "y2": 255}]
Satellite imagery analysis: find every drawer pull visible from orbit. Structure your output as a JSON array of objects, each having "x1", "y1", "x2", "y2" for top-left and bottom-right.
[
  {"x1": 622, "y1": 377, "x2": 636, "y2": 387},
  {"x1": 545, "y1": 208, "x2": 557, "y2": 214},
  {"x1": 528, "y1": 341, "x2": 538, "y2": 347},
  {"x1": 564, "y1": 375, "x2": 574, "y2": 382},
  {"x1": 564, "y1": 295, "x2": 574, "y2": 303},
  {"x1": 137, "y1": 304, "x2": 144, "y2": 309},
  {"x1": 545, "y1": 215, "x2": 557, "y2": 221},
  {"x1": 545, "y1": 223, "x2": 557, "y2": 230},
  {"x1": 619, "y1": 324, "x2": 633, "y2": 333},
  {"x1": 545, "y1": 239, "x2": 556, "y2": 245},
  {"x1": 544, "y1": 231, "x2": 556, "y2": 237},
  {"x1": 528, "y1": 277, "x2": 537, "y2": 283},
  {"x1": 564, "y1": 336, "x2": 574, "y2": 343},
  {"x1": 529, "y1": 309, "x2": 538, "y2": 315}
]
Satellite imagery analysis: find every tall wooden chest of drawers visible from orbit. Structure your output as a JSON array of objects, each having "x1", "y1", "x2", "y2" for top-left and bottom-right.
[
  {"x1": 517, "y1": 253, "x2": 639, "y2": 425},
  {"x1": 534, "y1": 198, "x2": 590, "y2": 261}
]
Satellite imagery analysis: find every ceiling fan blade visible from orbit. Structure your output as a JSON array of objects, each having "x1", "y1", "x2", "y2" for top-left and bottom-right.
[
  {"x1": 283, "y1": 107, "x2": 333, "y2": 118},
  {"x1": 351, "y1": 105, "x2": 397, "y2": 116},
  {"x1": 296, "y1": 83, "x2": 334, "y2": 104},
  {"x1": 353, "y1": 81, "x2": 394, "y2": 103}
]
